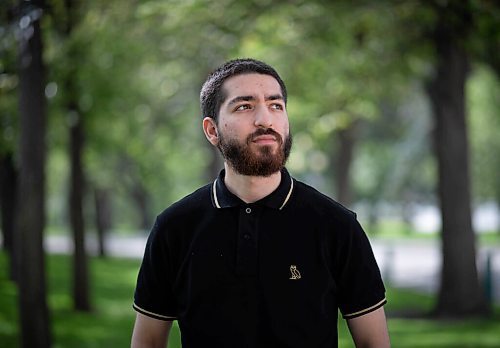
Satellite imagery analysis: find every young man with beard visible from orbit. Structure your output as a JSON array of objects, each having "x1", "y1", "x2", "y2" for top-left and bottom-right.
[{"x1": 131, "y1": 59, "x2": 390, "y2": 348}]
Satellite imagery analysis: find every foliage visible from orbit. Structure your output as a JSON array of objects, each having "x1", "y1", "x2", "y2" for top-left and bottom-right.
[
  {"x1": 0, "y1": 0, "x2": 500, "y2": 229},
  {"x1": 468, "y1": 65, "x2": 500, "y2": 202},
  {"x1": 1, "y1": 0, "x2": 499, "y2": 230}
]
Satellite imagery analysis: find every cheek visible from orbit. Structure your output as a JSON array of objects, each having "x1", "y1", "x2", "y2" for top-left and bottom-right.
[
  {"x1": 216, "y1": 122, "x2": 228, "y2": 134},
  {"x1": 224, "y1": 121, "x2": 249, "y2": 135},
  {"x1": 281, "y1": 119, "x2": 290, "y2": 136},
  {"x1": 220, "y1": 123, "x2": 231, "y2": 135},
  {"x1": 218, "y1": 123, "x2": 239, "y2": 140}
]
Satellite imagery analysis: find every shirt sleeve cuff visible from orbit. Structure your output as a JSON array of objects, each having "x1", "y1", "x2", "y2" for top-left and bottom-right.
[
  {"x1": 342, "y1": 298, "x2": 387, "y2": 319},
  {"x1": 133, "y1": 303, "x2": 177, "y2": 321}
]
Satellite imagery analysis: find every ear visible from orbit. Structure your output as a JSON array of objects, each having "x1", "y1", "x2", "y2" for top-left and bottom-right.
[{"x1": 202, "y1": 117, "x2": 219, "y2": 146}]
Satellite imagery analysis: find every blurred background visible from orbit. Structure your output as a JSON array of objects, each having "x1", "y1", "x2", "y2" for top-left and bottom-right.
[{"x1": 1, "y1": 0, "x2": 499, "y2": 347}]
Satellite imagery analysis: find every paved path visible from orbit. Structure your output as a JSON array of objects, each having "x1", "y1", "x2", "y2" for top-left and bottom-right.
[
  {"x1": 44, "y1": 235, "x2": 500, "y2": 303},
  {"x1": 371, "y1": 240, "x2": 500, "y2": 303}
]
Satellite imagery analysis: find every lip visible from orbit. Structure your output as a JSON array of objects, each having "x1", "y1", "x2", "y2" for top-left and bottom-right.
[{"x1": 252, "y1": 135, "x2": 277, "y2": 144}]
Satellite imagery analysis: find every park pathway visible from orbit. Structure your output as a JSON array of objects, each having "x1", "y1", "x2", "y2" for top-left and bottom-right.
[
  {"x1": 370, "y1": 239, "x2": 500, "y2": 304},
  {"x1": 44, "y1": 234, "x2": 500, "y2": 304}
]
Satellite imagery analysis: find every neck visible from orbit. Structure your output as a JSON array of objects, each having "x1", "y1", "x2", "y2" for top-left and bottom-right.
[{"x1": 223, "y1": 163, "x2": 282, "y2": 204}]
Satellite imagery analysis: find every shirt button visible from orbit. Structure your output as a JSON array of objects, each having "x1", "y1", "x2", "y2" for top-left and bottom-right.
[
  {"x1": 243, "y1": 234, "x2": 251, "y2": 240},
  {"x1": 245, "y1": 208, "x2": 252, "y2": 214}
]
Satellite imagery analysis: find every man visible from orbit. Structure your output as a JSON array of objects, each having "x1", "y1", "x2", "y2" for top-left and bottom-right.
[{"x1": 131, "y1": 58, "x2": 390, "y2": 347}]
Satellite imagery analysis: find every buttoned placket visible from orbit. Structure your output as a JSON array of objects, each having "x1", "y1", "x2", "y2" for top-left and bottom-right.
[
  {"x1": 236, "y1": 204, "x2": 261, "y2": 276},
  {"x1": 235, "y1": 204, "x2": 262, "y2": 347}
]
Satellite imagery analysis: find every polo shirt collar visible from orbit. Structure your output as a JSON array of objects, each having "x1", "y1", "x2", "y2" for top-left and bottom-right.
[{"x1": 211, "y1": 168, "x2": 294, "y2": 210}]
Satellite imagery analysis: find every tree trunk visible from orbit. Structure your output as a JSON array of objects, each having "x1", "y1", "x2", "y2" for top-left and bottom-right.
[
  {"x1": 130, "y1": 180, "x2": 151, "y2": 231},
  {"x1": 0, "y1": 152, "x2": 18, "y2": 280},
  {"x1": 94, "y1": 187, "x2": 112, "y2": 257},
  {"x1": 69, "y1": 112, "x2": 91, "y2": 311},
  {"x1": 427, "y1": 1, "x2": 489, "y2": 317},
  {"x1": 16, "y1": 2, "x2": 52, "y2": 346},
  {"x1": 333, "y1": 121, "x2": 359, "y2": 207},
  {"x1": 62, "y1": 0, "x2": 91, "y2": 312}
]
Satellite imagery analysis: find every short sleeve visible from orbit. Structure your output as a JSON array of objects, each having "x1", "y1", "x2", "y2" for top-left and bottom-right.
[
  {"x1": 133, "y1": 217, "x2": 178, "y2": 321},
  {"x1": 336, "y1": 217, "x2": 386, "y2": 319}
]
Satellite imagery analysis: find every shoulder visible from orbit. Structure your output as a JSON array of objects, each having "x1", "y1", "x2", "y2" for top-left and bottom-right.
[
  {"x1": 156, "y1": 183, "x2": 212, "y2": 227},
  {"x1": 291, "y1": 179, "x2": 356, "y2": 225},
  {"x1": 147, "y1": 183, "x2": 213, "y2": 249}
]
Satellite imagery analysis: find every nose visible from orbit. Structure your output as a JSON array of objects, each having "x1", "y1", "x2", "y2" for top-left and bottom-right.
[{"x1": 254, "y1": 105, "x2": 273, "y2": 128}]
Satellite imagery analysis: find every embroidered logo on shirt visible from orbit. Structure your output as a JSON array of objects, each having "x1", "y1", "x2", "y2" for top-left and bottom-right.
[{"x1": 289, "y1": 265, "x2": 301, "y2": 280}]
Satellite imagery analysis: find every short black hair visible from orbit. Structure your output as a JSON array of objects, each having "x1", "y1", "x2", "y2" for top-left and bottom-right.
[{"x1": 200, "y1": 58, "x2": 287, "y2": 122}]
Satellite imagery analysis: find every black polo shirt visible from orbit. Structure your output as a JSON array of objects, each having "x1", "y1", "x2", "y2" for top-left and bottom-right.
[{"x1": 133, "y1": 168, "x2": 386, "y2": 347}]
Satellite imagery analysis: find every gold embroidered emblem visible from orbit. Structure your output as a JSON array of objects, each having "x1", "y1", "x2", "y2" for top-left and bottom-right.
[{"x1": 289, "y1": 265, "x2": 301, "y2": 280}]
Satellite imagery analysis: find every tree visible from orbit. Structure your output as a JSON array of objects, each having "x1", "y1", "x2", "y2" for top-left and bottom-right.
[
  {"x1": 0, "y1": 0, "x2": 20, "y2": 281},
  {"x1": 426, "y1": 1, "x2": 488, "y2": 316},
  {"x1": 15, "y1": 0, "x2": 52, "y2": 346},
  {"x1": 60, "y1": 0, "x2": 91, "y2": 311},
  {"x1": 45, "y1": 0, "x2": 91, "y2": 311},
  {"x1": 93, "y1": 186, "x2": 112, "y2": 257},
  {"x1": 0, "y1": 84, "x2": 18, "y2": 279},
  {"x1": 0, "y1": 153, "x2": 17, "y2": 277}
]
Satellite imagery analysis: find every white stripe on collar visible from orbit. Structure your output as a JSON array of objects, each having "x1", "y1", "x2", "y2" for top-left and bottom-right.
[
  {"x1": 212, "y1": 171, "x2": 294, "y2": 210},
  {"x1": 279, "y1": 175, "x2": 294, "y2": 210},
  {"x1": 212, "y1": 179, "x2": 221, "y2": 208}
]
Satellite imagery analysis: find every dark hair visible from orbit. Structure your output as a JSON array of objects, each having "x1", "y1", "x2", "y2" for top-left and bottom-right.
[{"x1": 200, "y1": 58, "x2": 287, "y2": 122}]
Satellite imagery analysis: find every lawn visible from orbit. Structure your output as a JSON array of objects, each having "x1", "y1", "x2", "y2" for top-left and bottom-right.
[{"x1": 0, "y1": 252, "x2": 499, "y2": 347}]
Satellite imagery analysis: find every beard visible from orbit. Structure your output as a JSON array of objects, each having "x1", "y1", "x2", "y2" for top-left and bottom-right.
[{"x1": 217, "y1": 128, "x2": 293, "y2": 177}]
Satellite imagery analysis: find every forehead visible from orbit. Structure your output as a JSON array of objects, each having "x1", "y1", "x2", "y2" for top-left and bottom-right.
[{"x1": 221, "y1": 73, "x2": 282, "y2": 100}]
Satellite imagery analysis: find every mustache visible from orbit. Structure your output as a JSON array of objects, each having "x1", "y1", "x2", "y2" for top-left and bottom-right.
[{"x1": 248, "y1": 128, "x2": 283, "y2": 144}]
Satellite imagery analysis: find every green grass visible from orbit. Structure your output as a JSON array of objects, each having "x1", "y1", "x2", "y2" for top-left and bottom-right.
[{"x1": 1, "y1": 252, "x2": 499, "y2": 347}]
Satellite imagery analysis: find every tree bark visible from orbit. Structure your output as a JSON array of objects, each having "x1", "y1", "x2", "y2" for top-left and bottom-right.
[
  {"x1": 129, "y1": 180, "x2": 152, "y2": 231},
  {"x1": 0, "y1": 152, "x2": 18, "y2": 280},
  {"x1": 63, "y1": 0, "x2": 91, "y2": 311},
  {"x1": 16, "y1": 1, "x2": 52, "y2": 346},
  {"x1": 333, "y1": 121, "x2": 359, "y2": 207},
  {"x1": 94, "y1": 187, "x2": 112, "y2": 257},
  {"x1": 427, "y1": 1, "x2": 489, "y2": 317},
  {"x1": 69, "y1": 111, "x2": 91, "y2": 311}
]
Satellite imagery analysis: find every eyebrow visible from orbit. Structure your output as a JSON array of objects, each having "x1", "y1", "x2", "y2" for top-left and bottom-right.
[
  {"x1": 227, "y1": 94, "x2": 284, "y2": 106},
  {"x1": 266, "y1": 94, "x2": 284, "y2": 102},
  {"x1": 227, "y1": 95, "x2": 255, "y2": 106}
]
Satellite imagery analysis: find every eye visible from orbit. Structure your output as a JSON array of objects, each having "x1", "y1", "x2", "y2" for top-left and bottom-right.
[
  {"x1": 271, "y1": 103, "x2": 284, "y2": 110},
  {"x1": 235, "y1": 104, "x2": 251, "y2": 111}
]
